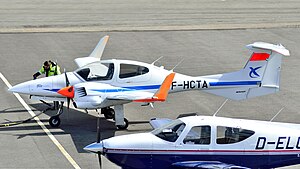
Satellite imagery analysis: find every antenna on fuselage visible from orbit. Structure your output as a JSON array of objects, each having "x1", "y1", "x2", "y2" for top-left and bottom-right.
[
  {"x1": 171, "y1": 58, "x2": 184, "y2": 71},
  {"x1": 213, "y1": 99, "x2": 229, "y2": 117},
  {"x1": 270, "y1": 107, "x2": 285, "y2": 122},
  {"x1": 151, "y1": 56, "x2": 164, "y2": 65}
]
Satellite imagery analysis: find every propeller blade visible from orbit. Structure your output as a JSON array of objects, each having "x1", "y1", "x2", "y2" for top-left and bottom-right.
[
  {"x1": 67, "y1": 98, "x2": 70, "y2": 109},
  {"x1": 96, "y1": 112, "x2": 102, "y2": 169},
  {"x1": 98, "y1": 152, "x2": 102, "y2": 169},
  {"x1": 96, "y1": 114, "x2": 101, "y2": 143},
  {"x1": 64, "y1": 71, "x2": 70, "y2": 87}
]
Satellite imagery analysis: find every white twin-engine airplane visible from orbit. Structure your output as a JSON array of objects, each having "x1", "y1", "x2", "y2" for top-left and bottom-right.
[
  {"x1": 8, "y1": 35, "x2": 289, "y2": 129},
  {"x1": 85, "y1": 115, "x2": 300, "y2": 169}
]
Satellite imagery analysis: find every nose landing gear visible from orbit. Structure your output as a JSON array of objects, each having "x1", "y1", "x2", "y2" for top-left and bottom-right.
[{"x1": 49, "y1": 101, "x2": 64, "y2": 128}]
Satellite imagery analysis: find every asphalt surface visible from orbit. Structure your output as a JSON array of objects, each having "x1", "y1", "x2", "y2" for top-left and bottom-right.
[
  {"x1": 1, "y1": 0, "x2": 300, "y2": 32},
  {"x1": 0, "y1": 1, "x2": 300, "y2": 169}
]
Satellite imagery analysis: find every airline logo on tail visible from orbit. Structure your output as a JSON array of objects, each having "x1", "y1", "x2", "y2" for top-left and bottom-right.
[{"x1": 249, "y1": 66, "x2": 262, "y2": 78}]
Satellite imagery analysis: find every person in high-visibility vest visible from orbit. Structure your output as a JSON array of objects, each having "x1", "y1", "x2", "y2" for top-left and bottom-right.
[
  {"x1": 33, "y1": 60, "x2": 61, "y2": 79},
  {"x1": 33, "y1": 60, "x2": 61, "y2": 110}
]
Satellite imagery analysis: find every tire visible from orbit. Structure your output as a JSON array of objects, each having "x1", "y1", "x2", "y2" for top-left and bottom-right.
[
  {"x1": 104, "y1": 108, "x2": 115, "y2": 119},
  {"x1": 116, "y1": 118, "x2": 129, "y2": 130},
  {"x1": 49, "y1": 116, "x2": 61, "y2": 128}
]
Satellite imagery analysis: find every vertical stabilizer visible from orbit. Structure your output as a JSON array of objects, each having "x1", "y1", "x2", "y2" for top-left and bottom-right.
[{"x1": 203, "y1": 42, "x2": 289, "y2": 100}]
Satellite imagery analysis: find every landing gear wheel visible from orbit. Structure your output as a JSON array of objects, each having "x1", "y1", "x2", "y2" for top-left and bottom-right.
[
  {"x1": 49, "y1": 116, "x2": 61, "y2": 128},
  {"x1": 116, "y1": 118, "x2": 129, "y2": 130},
  {"x1": 103, "y1": 108, "x2": 115, "y2": 119}
]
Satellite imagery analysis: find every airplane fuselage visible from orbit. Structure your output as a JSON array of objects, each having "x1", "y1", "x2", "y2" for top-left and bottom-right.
[
  {"x1": 86, "y1": 116, "x2": 300, "y2": 169},
  {"x1": 9, "y1": 59, "x2": 262, "y2": 109}
]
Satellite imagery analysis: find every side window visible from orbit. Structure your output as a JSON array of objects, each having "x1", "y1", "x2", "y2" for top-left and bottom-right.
[
  {"x1": 183, "y1": 126, "x2": 211, "y2": 145},
  {"x1": 216, "y1": 126, "x2": 255, "y2": 144},
  {"x1": 119, "y1": 64, "x2": 149, "y2": 79}
]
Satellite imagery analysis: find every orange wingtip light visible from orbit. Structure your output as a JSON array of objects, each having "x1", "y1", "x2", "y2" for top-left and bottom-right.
[{"x1": 57, "y1": 86, "x2": 74, "y2": 98}]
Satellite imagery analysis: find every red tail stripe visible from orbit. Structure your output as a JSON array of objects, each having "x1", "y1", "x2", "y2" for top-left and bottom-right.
[{"x1": 250, "y1": 53, "x2": 270, "y2": 61}]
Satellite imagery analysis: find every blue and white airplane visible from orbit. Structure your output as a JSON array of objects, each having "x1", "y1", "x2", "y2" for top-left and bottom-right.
[
  {"x1": 8, "y1": 36, "x2": 289, "y2": 129},
  {"x1": 85, "y1": 115, "x2": 300, "y2": 169}
]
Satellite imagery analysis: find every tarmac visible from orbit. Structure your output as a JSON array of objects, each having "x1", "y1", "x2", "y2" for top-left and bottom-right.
[{"x1": 0, "y1": 0, "x2": 300, "y2": 168}]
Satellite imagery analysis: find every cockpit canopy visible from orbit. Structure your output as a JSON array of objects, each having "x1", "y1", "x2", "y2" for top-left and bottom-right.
[
  {"x1": 75, "y1": 61, "x2": 150, "y2": 81},
  {"x1": 76, "y1": 62, "x2": 114, "y2": 81}
]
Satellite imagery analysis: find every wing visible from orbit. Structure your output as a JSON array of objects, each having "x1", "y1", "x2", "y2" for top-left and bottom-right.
[
  {"x1": 172, "y1": 161, "x2": 250, "y2": 169},
  {"x1": 56, "y1": 72, "x2": 175, "y2": 109},
  {"x1": 107, "y1": 72, "x2": 175, "y2": 102},
  {"x1": 133, "y1": 72, "x2": 175, "y2": 102},
  {"x1": 74, "y1": 35, "x2": 109, "y2": 67},
  {"x1": 106, "y1": 72, "x2": 175, "y2": 102},
  {"x1": 149, "y1": 118, "x2": 173, "y2": 129}
]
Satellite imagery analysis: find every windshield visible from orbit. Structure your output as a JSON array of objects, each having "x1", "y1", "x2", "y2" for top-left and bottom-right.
[
  {"x1": 151, "y1": 119, "x2": 186, "y2": 142},
  {"x1": 76, "y1": 62, "x2": 114, "y2": 81}
]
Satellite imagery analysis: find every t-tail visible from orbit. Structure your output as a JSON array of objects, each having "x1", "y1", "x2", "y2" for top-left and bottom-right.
[
  {"x1": 196, "y1": 42, "x2": 289, "y2": 100},
  {"x1": 171, "y1": 42, "x2": 290, "y2": 100}
]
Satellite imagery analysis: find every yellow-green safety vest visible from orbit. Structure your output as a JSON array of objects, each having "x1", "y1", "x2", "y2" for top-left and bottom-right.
[{"x1": 39, "y1": 64, "x2": 61, "y2": 77}]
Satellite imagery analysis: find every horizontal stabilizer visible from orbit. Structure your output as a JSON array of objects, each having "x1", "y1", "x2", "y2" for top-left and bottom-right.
[{"x1": 246, "y1": 42, "x2": 290, "y2": 56}]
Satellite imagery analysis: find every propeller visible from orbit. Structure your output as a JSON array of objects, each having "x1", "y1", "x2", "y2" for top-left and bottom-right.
[
  {"x1": 64, "y1": 70, "x2": 71, "y2": 109},
  {"x1": 83, "y1": 112, "x2": 104, "y2": 168},
  {"x1": 57, "y1": 70, "x2": 75, "y2": 108},
  {"x1": 96, "y1": 111, "x2": 102, "y2": 169}
]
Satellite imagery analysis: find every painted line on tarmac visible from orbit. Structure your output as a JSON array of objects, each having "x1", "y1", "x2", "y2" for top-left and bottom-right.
[{"x1": 0, "y1": 72, "x2": 81, "y2": 169}]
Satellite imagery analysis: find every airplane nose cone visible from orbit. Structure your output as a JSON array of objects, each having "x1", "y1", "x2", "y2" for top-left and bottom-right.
[
  {"x1": 8, "y1": 82, "x2": 30, "y2": 94},
  {"x1": 84, "y1": 142, "x2": 104, "y2": 154}
]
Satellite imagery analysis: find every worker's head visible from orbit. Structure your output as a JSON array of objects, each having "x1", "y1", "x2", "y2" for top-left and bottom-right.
[{"x1": 43, "y1": 61, "x2": 50, "y2": 70}]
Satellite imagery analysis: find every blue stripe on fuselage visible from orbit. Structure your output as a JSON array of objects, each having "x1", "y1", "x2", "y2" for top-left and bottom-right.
[
  {"x1": 209, "y1": 81, "x2": 260, "y2": 86},
  {"x1": 44, "y1": 81, "x2": 259, "y2": 94},
  {"x1": 43, "y1": 89, "x2": 60, "y2": 92},
  {"x1": 91, "y1": 85, "x2": 161, "y2": 93},
  {"x1": 105, "y1": 152, "x2": 300, "y2": 169}
]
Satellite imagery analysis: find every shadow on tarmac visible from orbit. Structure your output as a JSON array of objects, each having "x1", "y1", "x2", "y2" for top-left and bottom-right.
[
  {"x1": 0, "y1": 101, "x2": 152, "y2": 153},
  {"x1": 0, "y1": 102, "x2": 118, "y2": 153}
]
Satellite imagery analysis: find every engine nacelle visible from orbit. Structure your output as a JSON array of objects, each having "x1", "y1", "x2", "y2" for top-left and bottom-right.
[{"x1": 73, "y1": 96, "x2": 103, "y2": 109}]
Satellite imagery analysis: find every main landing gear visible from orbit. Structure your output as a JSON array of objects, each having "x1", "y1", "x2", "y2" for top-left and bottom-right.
[{"x1": 101, "y1": 106, "x2": 129, "y2": 130}]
